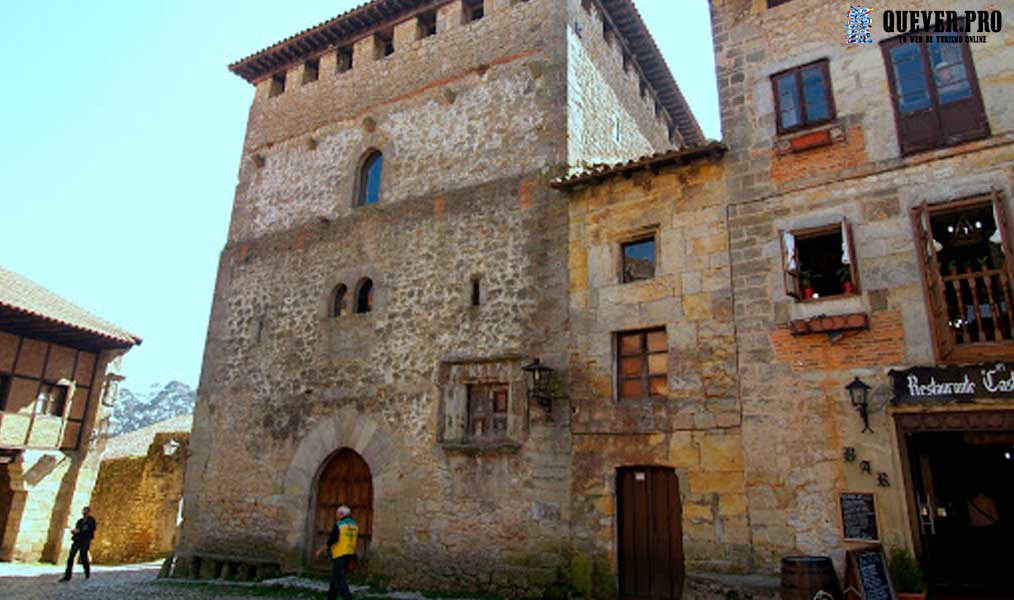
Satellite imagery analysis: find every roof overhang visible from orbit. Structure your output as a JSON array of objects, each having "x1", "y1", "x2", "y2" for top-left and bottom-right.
[
  {"x1": 551, "y1": 141, "x2": 727, "y2": 190},
  {"x1": 0, "y1": 304, "x2": 140, "y2": 352}
]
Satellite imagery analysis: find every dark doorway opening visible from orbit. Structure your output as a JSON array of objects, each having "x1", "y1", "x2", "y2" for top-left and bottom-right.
[
  {"x1": 905, "y1": 430, "x2": 1013, "y2": 596},
  {"x1": 616, "y1": 467, "x2": 684, "y2": 600},
  {"x1": 308, "y1": 448, "x2": 373, "y2": 571}
]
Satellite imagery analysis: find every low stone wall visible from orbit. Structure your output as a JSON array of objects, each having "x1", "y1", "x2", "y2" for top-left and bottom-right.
[{"x1": 90, "y1": 432, "x2": 188, "y2": 564}]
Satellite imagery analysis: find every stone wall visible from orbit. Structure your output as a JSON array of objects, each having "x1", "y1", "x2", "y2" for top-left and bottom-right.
[
  {"x1": 565, "y1": 0, "x2": 675, "y2": 170},
  {"x1": 90, "y1": 431, "x2": 188, "y2": 564},
  {"x1": 565, "y1": 155, "x2": 751, "y2": 593},
  {"x1": 713, "y1": 0, "x2": 1014, "y2": 574}
]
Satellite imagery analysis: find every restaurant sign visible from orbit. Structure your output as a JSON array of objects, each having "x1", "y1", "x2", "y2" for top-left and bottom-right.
[{"x1": 891, "y1": 363, "x2": 1014, "y2": 404}]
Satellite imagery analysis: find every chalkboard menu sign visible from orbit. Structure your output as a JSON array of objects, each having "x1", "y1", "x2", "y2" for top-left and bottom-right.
[
  {"x1": 845, "y1": 545, "x2": 896, "y2": 600},
  {"x1": 839, "y1": 492, "x2": 879, "y2": 542}
]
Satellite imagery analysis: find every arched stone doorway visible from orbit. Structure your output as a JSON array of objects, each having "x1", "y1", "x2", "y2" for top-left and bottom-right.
[{"x1": 309, "y1": 448, "x2": 373, "y2": 570}]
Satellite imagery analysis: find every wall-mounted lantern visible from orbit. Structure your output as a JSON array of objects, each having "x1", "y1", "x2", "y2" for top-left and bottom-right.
[
  {"x1": 522, "y1": 358, "x2": 554, "y2": 414},
  {"x1": 845, "y1": 377, "x2": 872, "y2": 433}
]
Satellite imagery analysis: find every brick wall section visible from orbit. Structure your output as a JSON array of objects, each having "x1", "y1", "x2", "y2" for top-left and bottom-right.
[
  {"x1": 714, "y1": 0, "x2": 1014, "y2": 573},
  {"x1": 770, "y1": 310, "x2": 905, "y2": 372},
  {"x1": 90, "y1": 432, "x2": 188, "y2": 564}
]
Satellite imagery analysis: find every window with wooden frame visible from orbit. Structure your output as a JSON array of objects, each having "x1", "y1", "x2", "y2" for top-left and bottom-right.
[
  {"x1": 34, "y1": 383, "x2": 68, "y2": 418},
  {"x1": 463, "y1": 0, "x2": 484, "y2": 23},
  {"x1": 356, "y1": 150, "x2": 383, "y2": 206},
  {"x1": 912, "y1": 190, "x2": 1014, "y2": 362},
  {"x1": 467, "y1": 383, "x2": 508, "y2": 440},
  {"x1": 621, "y1": 236, "x2": 656, "y2": 283},
  {"x1": 780, "y1": 220, "x2": 858, "y2": 300},
  {"x1": 617, "y1": 328, "x2": 668, "y2": 400},
  {"x1": 772, "y1": 60, "x2": 835, "y2": 134},
  {"x1": 882, "y1": 33, "x2": 989, "y2": 155}
]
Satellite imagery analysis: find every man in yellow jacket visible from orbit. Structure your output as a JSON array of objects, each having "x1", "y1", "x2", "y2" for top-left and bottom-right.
[{"x1": 316, "y1": 505, "x2": 358, "y2": 600}]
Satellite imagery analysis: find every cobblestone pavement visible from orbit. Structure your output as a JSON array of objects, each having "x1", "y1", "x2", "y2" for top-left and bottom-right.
[{"x1": 0, "y1": 562, "x2": 322, "y2": 599}]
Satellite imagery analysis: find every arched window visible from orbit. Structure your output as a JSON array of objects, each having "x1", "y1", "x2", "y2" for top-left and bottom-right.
[
  {"x1": 332, "y1": 284, "x2": 348, "y2": 317},
  {"x1": 357, "y1": 151, "x2": 383, "y2": 206},
  {"x1": 355, "y1": 279, "x2": 374, "y2": 314}
]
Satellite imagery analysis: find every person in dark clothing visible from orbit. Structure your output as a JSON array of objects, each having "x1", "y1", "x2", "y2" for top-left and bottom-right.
[
  {"x1": 315, "y1": 505, "x2": 358, "y2": 600},
  {"x1": 60, "y1": 506, "x2": 96, "y2": 582}
]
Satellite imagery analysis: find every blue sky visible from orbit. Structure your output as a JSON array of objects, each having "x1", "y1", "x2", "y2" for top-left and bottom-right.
[{"x1": 0, "y1": 1, "x2": 719, "y2": 392}]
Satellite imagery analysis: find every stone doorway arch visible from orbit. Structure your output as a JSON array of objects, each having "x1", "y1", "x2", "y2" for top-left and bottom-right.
[
  {"x1": 308, "y1": 448, "x2": 373, "y2": 569},
  {"x1": 279, "y1": 407, "x2": 397, "y2": 571}
]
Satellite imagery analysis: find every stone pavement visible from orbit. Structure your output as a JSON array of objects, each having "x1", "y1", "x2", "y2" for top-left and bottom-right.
[
  {"x1": 0, "y1": 561, "x2": 465, "y2": 600},
  {"x1": 0, "y1": 562, "x2": 324, "y2": 599}
]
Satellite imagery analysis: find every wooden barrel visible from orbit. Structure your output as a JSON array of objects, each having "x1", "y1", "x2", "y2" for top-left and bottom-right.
[{"x1": 781, "y1": 556, "x2": 842, "y2": 600}]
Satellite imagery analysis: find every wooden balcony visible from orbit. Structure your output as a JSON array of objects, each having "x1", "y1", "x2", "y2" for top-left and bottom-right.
[{"x1": 941, "y1": 264, "x2": 1014, "y2": 362}]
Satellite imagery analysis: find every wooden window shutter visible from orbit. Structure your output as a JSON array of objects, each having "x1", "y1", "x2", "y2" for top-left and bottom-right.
[
  {"x1": 882, "y1": 38, "x2": 942, "y2": 155},
  {"x1": 911, "y1": 202, "x2": 955, "y2": 359},
  {"x1": 842, "y1": 219, "x2": 860, "y2": 293},
  {"x1": 936, "y1": 42, "x2": 990, "y2": 146},
  {"x1": 990, "y1": 188, "x2": 1014, "y2": 289},
  {"x1": 442, "y1": 384, "x2": 468, "y2": 442},
  {"x1": 780, "y1": 230, "x2": 800, "y2": 298}
]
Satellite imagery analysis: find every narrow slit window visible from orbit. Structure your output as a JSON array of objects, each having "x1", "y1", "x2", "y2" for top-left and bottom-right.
[{"x1": 470, "y1": 277, "x2": 482, "y2": 307}]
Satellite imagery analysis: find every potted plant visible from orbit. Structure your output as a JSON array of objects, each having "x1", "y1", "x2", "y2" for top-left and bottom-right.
[
  {"x1": 837, "y1": 266, "x2": 855, "y2": 294},
  {"x1": 887, "y1": 547, "x2": 926, "y2": 600},
  {"x1": 800, "y1": 270, "x2": 820, "y2": 299}
]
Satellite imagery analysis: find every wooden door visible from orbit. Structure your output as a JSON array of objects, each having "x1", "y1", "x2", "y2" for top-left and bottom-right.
[
  {"x1": 310, "y1": 449, "x2": 373, "y2": 569},
  {"x1": 617, "y1": 467, "x2": 685, "y2": 600}
]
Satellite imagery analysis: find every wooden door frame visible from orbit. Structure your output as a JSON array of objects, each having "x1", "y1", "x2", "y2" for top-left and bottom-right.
[
  {"x1": 893, "y1": 409, "x2": 1014, "y2": 567},
  {"x1": 304, "y1": 447, "x2": 373, "y2": 569}
]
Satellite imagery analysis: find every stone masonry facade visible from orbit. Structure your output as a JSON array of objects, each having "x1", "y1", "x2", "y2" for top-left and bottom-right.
[
  {"x1": 177, "y1": 1, "x2": 689, "y2": 597},
  {"x1": 178, "y1": 0, "x2": 1013, "y2": 597}
]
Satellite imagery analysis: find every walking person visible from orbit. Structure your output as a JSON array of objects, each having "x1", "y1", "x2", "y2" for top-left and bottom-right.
[
  {"x1": 315, "y1": 505, "x2": 359, "y2": 600},
  {"x1": 60, "y1": 506, "x2": 97, "y2": 582}
]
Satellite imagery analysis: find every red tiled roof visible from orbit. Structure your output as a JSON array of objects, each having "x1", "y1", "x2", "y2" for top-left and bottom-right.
[
  {"x1": 551, "y1": 140, "x2": 727, "y2": 189},
  {"x1": 227, "y1": 0, "x2": 704, "y2": 146},
  {"x1": 0, "y1": 265, "x2": 141, "y2": 350}
]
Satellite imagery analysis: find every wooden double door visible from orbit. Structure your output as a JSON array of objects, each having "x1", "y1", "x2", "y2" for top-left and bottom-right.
[
  {"x1": 617, "y1": 467, "x2": 685, "y2": 600},
  {"x1": 309, "y1": 449, "x2": 373, "y2": 570}
]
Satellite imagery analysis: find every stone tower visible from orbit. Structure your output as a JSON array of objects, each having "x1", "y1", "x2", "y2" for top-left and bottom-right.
[{"x1": 176, "y1": 0, "x2": 700, "y2": 594}]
